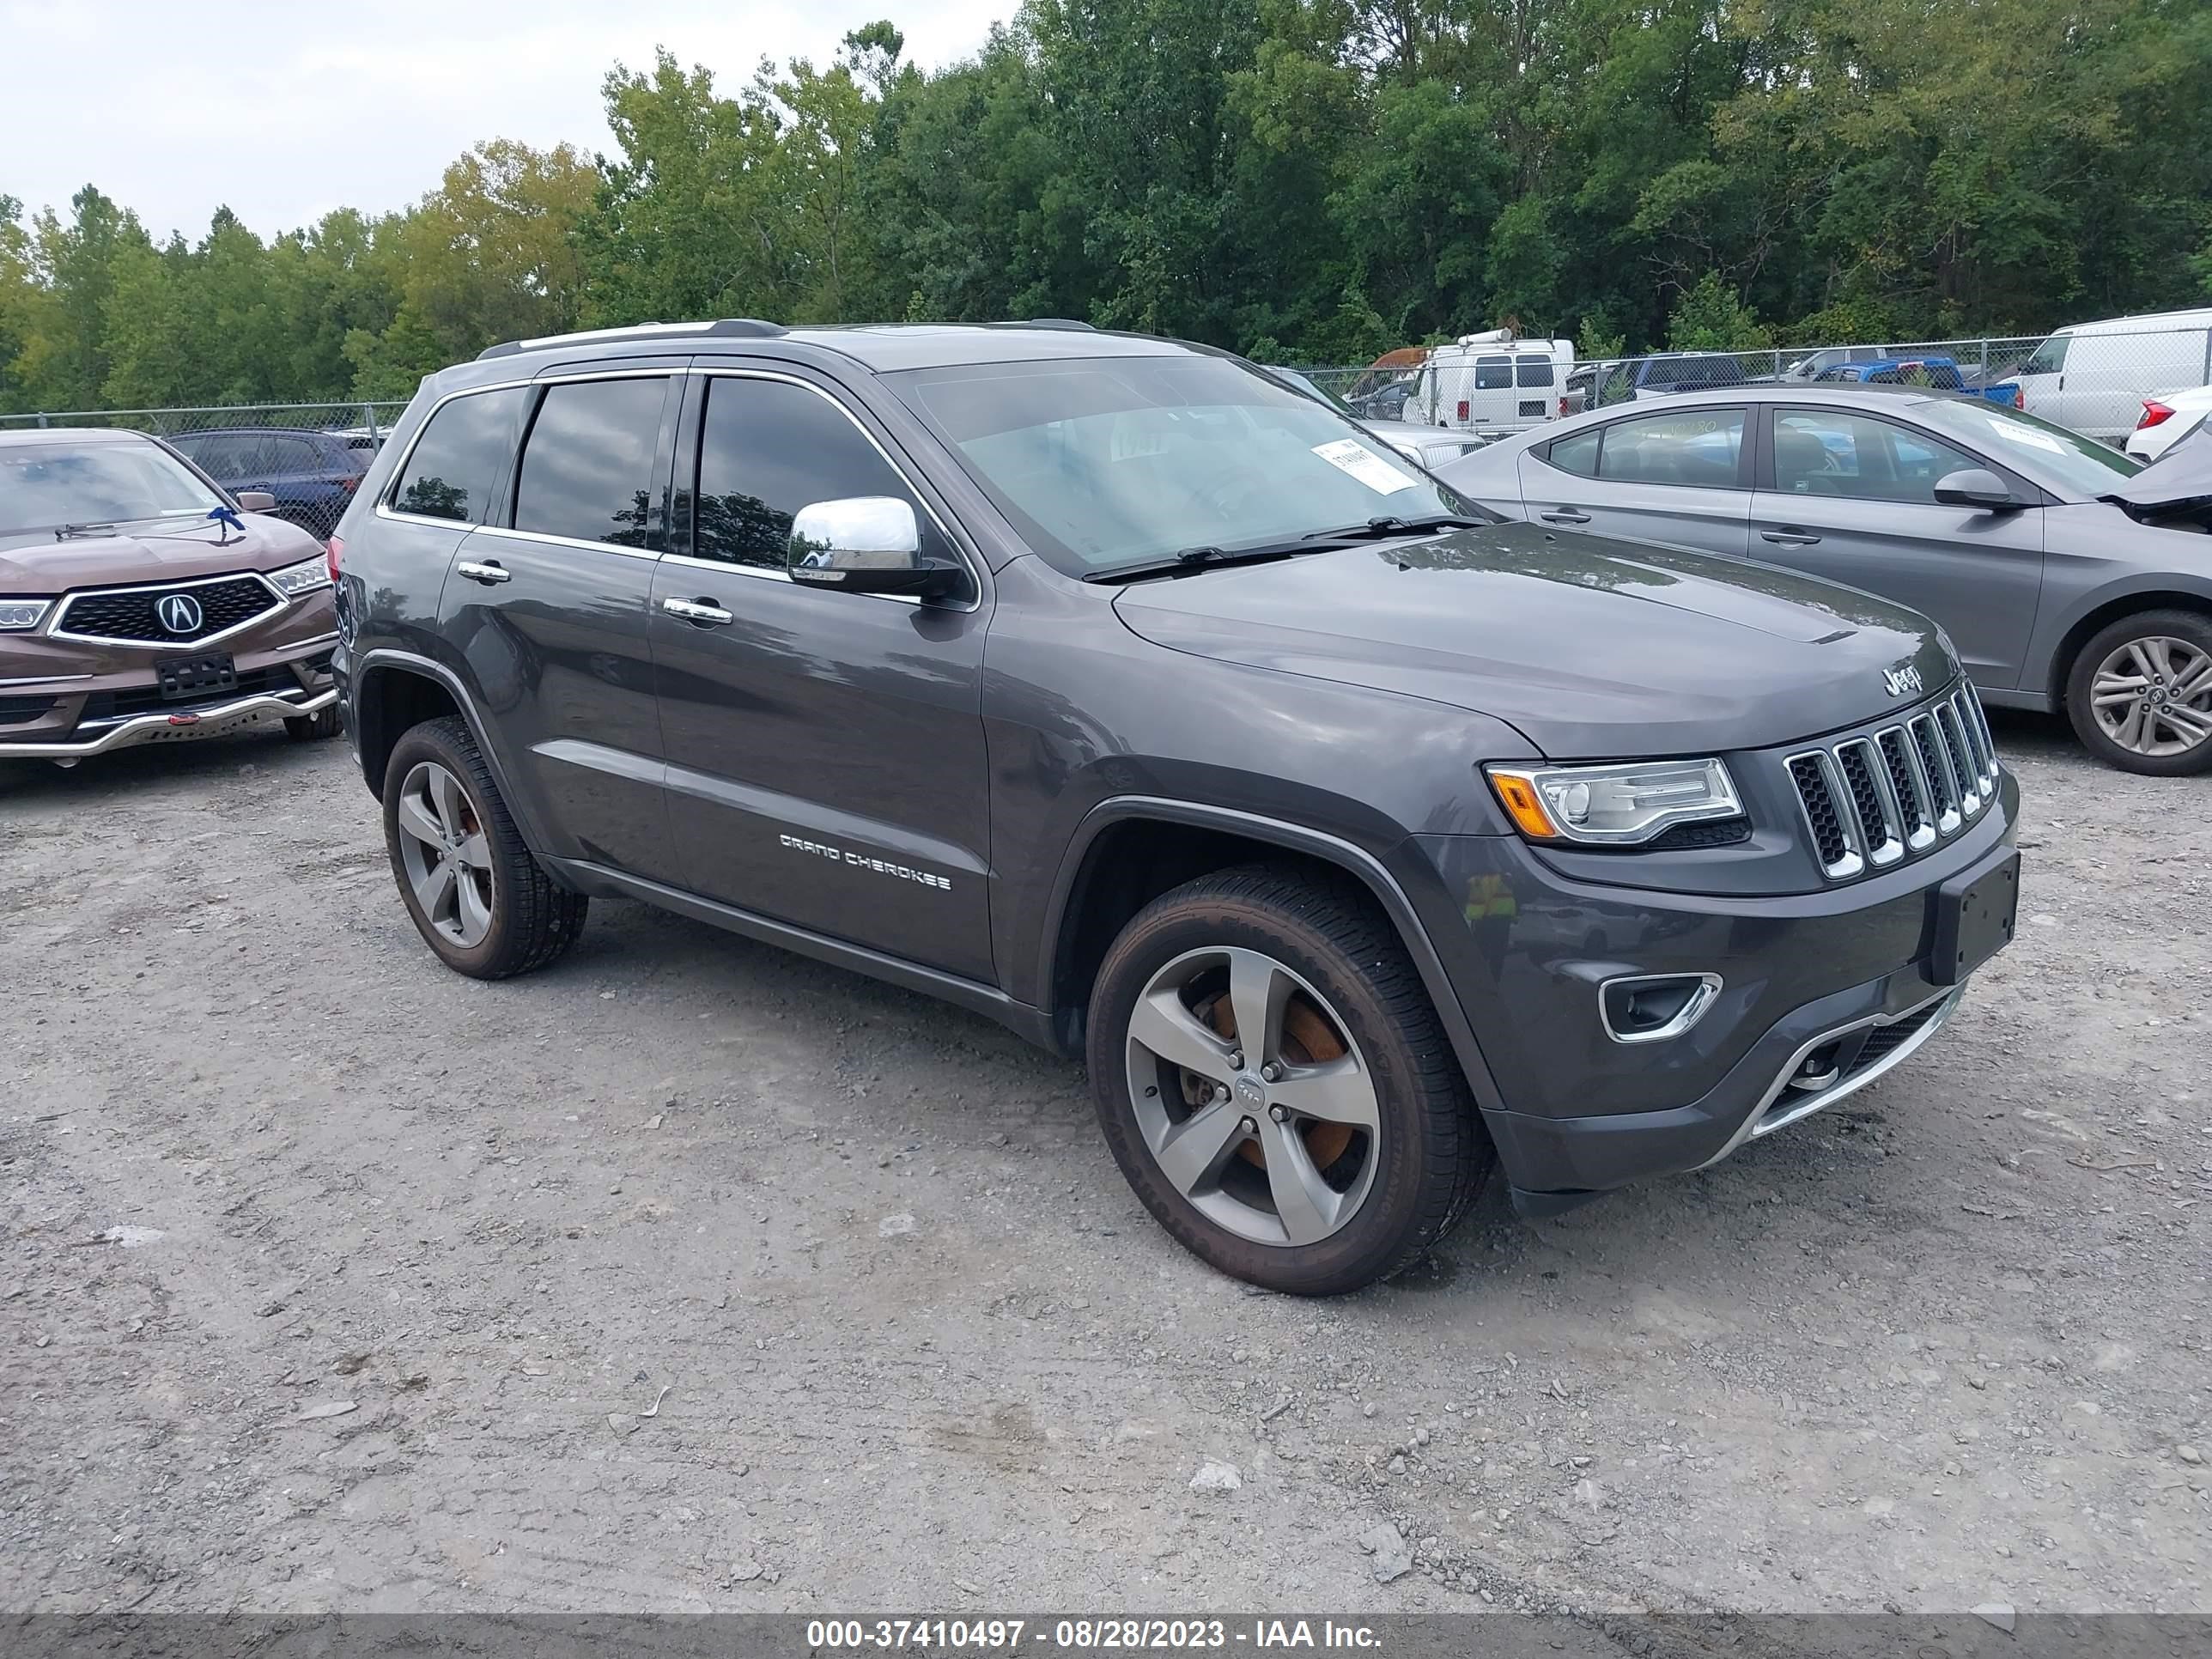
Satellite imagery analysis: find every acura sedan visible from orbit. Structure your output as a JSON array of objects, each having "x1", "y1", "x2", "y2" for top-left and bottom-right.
[{"x1": 1437, "y1": 386, "x2": 2212, "y2": 774}]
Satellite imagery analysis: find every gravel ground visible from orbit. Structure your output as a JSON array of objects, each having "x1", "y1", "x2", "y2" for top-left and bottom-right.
[{"x1": 2, "y1": 709, "x2": 2207, "y2": 1618}]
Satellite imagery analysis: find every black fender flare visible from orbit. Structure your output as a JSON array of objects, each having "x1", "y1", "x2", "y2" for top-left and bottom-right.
[{"x1": 1036, "y1": 795, "x2": 1508, "y2": 1116}]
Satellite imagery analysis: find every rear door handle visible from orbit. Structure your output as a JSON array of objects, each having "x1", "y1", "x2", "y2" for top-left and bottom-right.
[
  {"x1": 1761, "y1": 529, "x2": 1821, "y2": 546},
  {"x1": 455, "y1": 559, "x2": 512, "y2": 585},
  {"x1": 663, "y1": 596, "x2": 734, "y2": 627},
  {"x1": 1538, "y1": 508, "x2": 1591, "y2": 525}
]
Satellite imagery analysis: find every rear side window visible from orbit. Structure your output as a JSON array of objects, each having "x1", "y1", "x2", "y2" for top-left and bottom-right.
[
  {"x1": 513, "y1": 377, "x2": 670, "y2": 546},
  {"x1": 1515, "y1": 358, "x2": 1555, "y2": 388},
  {"x1": 1474, "y1": 356, "x2": 1513, "y2": 390},
  {"x1": 690, "y1": 376, "x2": 948, "y2": 572},
  {"x1": 1594, "y1": 410, "x2": 1746, "y2": 488},
  {"x1": 1546, "y1": 429, "x2": 1601, "y2": 477},
  {"x1": 391, "y1": 387, "x2": 528, "y2": 524}
]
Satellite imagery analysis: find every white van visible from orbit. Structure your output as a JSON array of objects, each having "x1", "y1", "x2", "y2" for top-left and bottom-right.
[
  {"x1": 1413, "y1": 330, "x2": 1574, "y2": 434},
  {"x1": 2012, "y1": 307, "x2": 2212, "y2": 441}
]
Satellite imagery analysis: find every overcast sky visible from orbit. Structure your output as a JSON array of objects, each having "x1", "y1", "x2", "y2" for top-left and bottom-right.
[{"x1": 4, "y1": 0, "x2": 1009, "y2": 242}]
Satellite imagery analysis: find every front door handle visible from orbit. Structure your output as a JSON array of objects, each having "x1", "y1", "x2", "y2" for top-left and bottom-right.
[
  {"x1": 663, "y1": 596, "x2": 734, "y2": 627},
  {"x1": 455, "y1": 559, "x2": 512, "y2": 585},
  {"x1": 1538, "y1": 507, "x2": 1592, "y2": 525},
  {"x1": 1761, "y1": 529, "x2": 1821, "y2": 547}
]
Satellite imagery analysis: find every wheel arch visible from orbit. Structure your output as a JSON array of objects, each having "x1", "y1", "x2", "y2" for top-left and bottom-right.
[
  {"x1": 2047, "y1": 586, "x2": 2212, "y2": 707},
  {"x1": 1038, "y1": 797, "x2": 1507, "y2": 1115},
  {"x1": 349, "y1": 650, "x2": 557, "y2": 865}
]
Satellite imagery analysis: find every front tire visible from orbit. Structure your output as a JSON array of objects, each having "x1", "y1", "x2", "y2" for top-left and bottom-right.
[
  {"x1": 1085, "y1": 864, "x2": 1492, "y2": 1295},
  {"x1": 284, "y1": 708, "x2": 340, "y2": 742},
  {"x1": 2064, "y1": 610, "x2": 2212, "y2": 775},
  {"x1": 380, "y1": 716, "x2": 586, "y2": 978}
]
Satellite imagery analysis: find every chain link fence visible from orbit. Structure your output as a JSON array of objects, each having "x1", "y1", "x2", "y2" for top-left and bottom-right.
[
  {"x1": 1285, "y1": 320, "x2": 2212, "y2": 446},
  {"x1": 0, "y1": 401, "x2": 411, "y2": 540}
]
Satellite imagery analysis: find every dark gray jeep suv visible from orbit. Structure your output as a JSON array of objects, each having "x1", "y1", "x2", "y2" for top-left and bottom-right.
[{"x1": 331, "y1": 319, "x2": 2021, "y2": 1294}]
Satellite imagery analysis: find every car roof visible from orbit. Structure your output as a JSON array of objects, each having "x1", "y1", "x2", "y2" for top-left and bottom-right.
[
  {"x1": 2055, "y1": 306, "x2": 2212, "y2": 337},
  {"x1": 0, "y1": 426, "x2": 167, "y2": 449},
  {"x1": 455, "y1": 319, "x2": 1200, "y2": 385},
  {"x1": 168, "y1": 425, "x2": 336, "y2": 439}
]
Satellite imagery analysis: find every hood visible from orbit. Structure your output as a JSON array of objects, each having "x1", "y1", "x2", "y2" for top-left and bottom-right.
[
  {"x1": 0, "y1": 514, "x2": 324, "y2": 592},
  {"x1": 2104, "y1": 422, "x2": 2212, "y2": 513},
  {"x1": 1111, "y1": 521, "x2": 1954, "y2": 759}
]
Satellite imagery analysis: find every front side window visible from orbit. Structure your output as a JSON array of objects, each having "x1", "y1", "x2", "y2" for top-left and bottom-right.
[
  {"x1": 893, "y1": 355, "x2": 1486, "y2": 576},
  {"x1": 0, "y1": 439, "x2": 222, "y2": 535},
  {"x1": 2020, "y1": 335, "x2": 2069, "y2": 376},
  {"x1": 390, "y1": 386, "x2": 529, "y2": 524},
  {"x1": 513, "y1": 377, "x2": 670, "y2": 547},
  {"x1": 690, "y1": 376, "x2": 951, "y2": 573},
  {"x1": 1772, "y1": 410, "x2": 1979, "y2": 503},
  {"x1": 1593, "y1": 409, "x2": 1746, "y2": 488},
  {"x1": 1474, "y1": 356, "x2": 1513, "y2": 390}
]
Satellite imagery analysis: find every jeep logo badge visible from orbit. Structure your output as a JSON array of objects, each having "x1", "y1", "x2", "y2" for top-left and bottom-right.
[
  {"x1": 1883, "y1": 663, "x2": 1923, "y2": 698},
  {"x1": 156, "y1": 592, "x2": 204, "y2": 635}
]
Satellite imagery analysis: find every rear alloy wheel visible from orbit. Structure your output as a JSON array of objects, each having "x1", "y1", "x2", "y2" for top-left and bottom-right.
[
  {"x1": 2066, "y1": 610, "x2": 2212, "y2": 775},
  {"x1": 381, "y1": 716, "x2": 586, "y2": 977},
  {"x1": 1087, "y1": 865, "x2": 1492, "y2": 1295}
]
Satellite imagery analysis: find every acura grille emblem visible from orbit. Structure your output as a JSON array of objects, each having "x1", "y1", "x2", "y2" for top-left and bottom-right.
[{"x1": 156, "y1": 592, "x2": 204, "y2": 635}]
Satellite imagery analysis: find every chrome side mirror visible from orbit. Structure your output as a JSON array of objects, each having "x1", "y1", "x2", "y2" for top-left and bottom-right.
[{"x1": 787, "y1": 496, "x2": 956, "y2": 598}]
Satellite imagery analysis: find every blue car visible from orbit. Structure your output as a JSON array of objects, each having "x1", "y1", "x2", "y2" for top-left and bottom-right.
[
  {"x1": 1813, "y1": 356, "x2": 2021, "y2": 407},
  {"x1": 169, "y1": 427, "x2": 374, "y2": 540}
]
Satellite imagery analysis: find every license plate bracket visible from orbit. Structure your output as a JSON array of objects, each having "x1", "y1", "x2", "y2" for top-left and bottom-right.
[
  {"x1": 1929, "y1": 848, "x2": 2020, "y2": 986},
  {"x1": 156, "y1": 653, "x2": 237, "y2": 701}
]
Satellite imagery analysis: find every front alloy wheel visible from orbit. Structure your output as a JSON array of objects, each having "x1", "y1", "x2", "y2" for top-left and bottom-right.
[
  {"x1": 1087, "y1": 864, "x2": 1492, "y2": 1295},
  {"x1": 1126, "y1": 945, "x2": 1381, "y2": 1248},
  {"x1": 2067, "y1": 611, "x2": 2212, "y2": 775}
]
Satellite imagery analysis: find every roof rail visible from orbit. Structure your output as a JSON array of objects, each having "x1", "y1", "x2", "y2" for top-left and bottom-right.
[
  {"x1": 1018, "y1": 318, "x2": 1097, "y2": 331},
  {"x1": 476, "y1": 319, "x2": 786, "y2": 362}
]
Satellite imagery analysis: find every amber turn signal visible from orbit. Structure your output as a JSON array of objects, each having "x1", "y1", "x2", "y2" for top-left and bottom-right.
[{"x1": 1487, "y1": 770, "x2": 1559, "y2": 839}]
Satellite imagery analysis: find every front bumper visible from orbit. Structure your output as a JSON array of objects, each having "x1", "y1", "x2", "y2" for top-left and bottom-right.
[
  {"x1": 1404, "y1": 771, "x2": 2018, "y2": 1206},
  {"x1": 0, "y1": 686, "x2": 337, "y2": 759}
]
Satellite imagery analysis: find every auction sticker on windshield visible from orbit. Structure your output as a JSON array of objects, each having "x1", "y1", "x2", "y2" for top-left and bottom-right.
[
  {"x1": 1312, "y1": 438, "x2": 1420, "y2": 494},
  {"x1": 1987, "y1": 421, "x2": 2067, "y2": 454}
]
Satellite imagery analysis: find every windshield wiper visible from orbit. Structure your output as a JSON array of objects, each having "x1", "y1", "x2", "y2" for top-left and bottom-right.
[
  {"x1": 1084, "y1": 538, "x2": 1352, "y2": 585},
  {"x1": 53, "y1": 521, "x2": 119, "y2": 540},
  {"x1": 1301, "y1": 514, "x2": 1487, "y2": 542}
]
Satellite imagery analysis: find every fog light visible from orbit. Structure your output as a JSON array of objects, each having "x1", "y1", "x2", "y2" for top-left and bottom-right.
[{"x1": 1599, "y1": 973, "x2": 1723, "y2": 1043}]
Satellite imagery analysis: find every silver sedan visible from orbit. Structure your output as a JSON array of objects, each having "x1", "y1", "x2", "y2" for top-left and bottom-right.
[{"x1": 1437, "y1": 385, "x2": 2212, "y2": 774}]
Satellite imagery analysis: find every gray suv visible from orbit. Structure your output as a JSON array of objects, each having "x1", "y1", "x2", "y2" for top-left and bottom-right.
[{"x1": 331, "y1": 320, "x2": 2021, "y2": 1295}]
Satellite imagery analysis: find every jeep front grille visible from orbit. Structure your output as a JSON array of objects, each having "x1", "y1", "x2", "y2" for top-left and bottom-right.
[
  {"x1": 52, "y1": 573, "x2": 283, "y2": 648},
  {"x1": 1786, "y1": 688, "x2": 1999, "y2": 881}
]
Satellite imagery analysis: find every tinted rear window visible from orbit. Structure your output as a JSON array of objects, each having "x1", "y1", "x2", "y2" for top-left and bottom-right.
[
  {"x1": 1474, "y1": 356, "x2": 1513, "y2": 390},
  {"x1": 513, "y1": 377, "x2": 670, "y2": 547},
  {"x1": 1515, "y1": 359, "x2": 1555, "y2": 387},
  {"x1": 390, "y1": 387, "x2": 528, "y2": 524}
]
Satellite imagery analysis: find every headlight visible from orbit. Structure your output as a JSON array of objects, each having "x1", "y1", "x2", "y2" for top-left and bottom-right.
[
  {"x1": 266, "y1": 556, "x2": 331, "y2": 598},
  {"x1": 0, "y1": 599, "x2": 52, "y2": 631},
  {"x1": 1486, "y1": 757, "x2": 1741, "y2": 845}
]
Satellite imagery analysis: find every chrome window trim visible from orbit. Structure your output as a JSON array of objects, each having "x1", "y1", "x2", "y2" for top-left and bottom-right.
[
  {"x1": 1597, "y1": 972, "x2": 1723, "y2": 1045},
  {"x1": 48, "y1": 568, "x2": 288, "y2": 653},
  {"x1": 685, "y1": 366, "x2": 983, "y2": 614},
  {"x1": 372, "y1": 374, "x2": 538, "y2": 532},
  {"x1": 473, "y1": 524, "x2": 663, "y2": 562},
  {"x1": 1784, "y1": 747, "x2": 1865, "y2": 881}
]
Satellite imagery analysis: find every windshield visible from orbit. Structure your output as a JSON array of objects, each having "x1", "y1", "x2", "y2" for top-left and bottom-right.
[
  {"x1": 1912, "y1": 398, "x2": 2142, "y2": 495},
  {"x1": 893, "y1": 356, "x2": 1486, "y2": 574},
  {"x1": 0, "y1": 440, "x2": 223, "y2": 535}
]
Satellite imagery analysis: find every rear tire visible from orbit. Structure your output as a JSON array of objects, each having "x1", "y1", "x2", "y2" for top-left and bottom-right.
[
  {"x1": 380, "y1": 716, "x2": 586, "y2": 978},
  {"x1": 2064, "y1": 610, "x2": 2212, "y2": 775},
  {"x1": 1085, "y1": 863, "x2": 1492, "y2": 1296}
]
